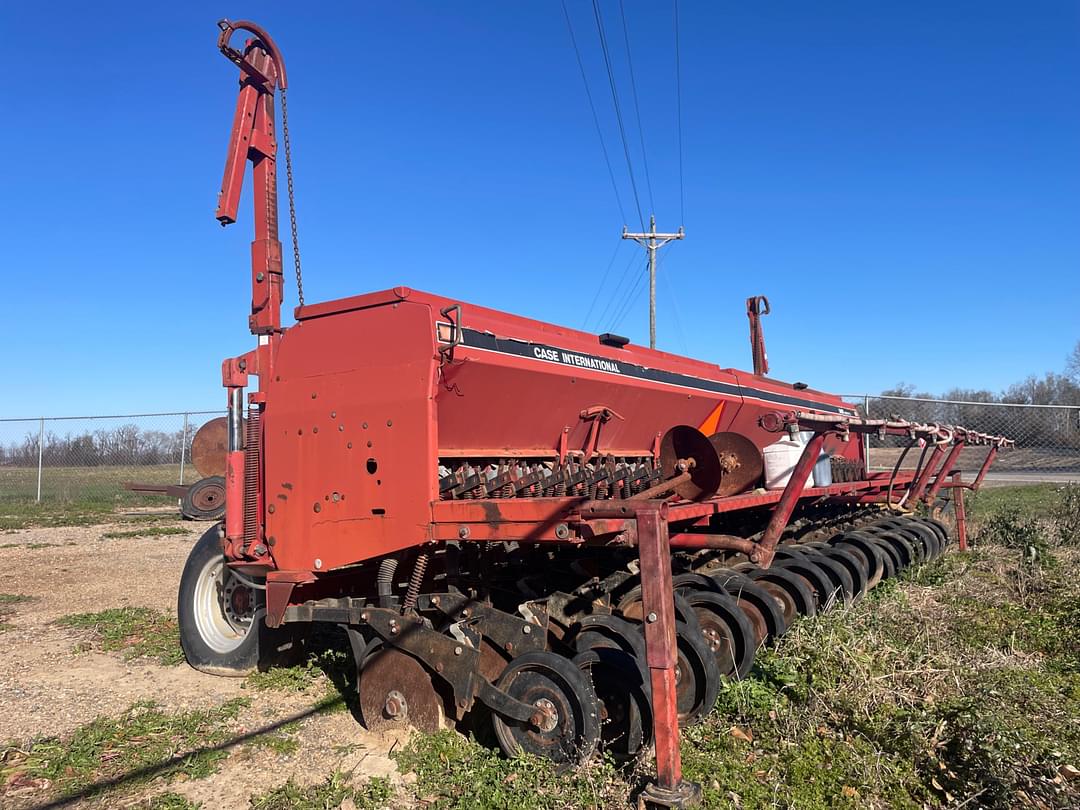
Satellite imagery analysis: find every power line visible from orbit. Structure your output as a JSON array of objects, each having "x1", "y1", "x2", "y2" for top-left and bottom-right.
[
  {"x1": 581, "y1": 239, "x2": 626, "y2": 329},
  {"x1": 673, "y1": 0, "x2": 686, "y2": 225},
  {"x1": 610, "y1": 259, "x2": 650, "y2": 331},
  {"x1": 591, "y1": 0, "x2": 646, "y2": 231},
  {"x1": 618, "y1": 0, "x2": 655, "y2": 215},
  {"x1": 560, "y1": 0, "x2": 629, "y2": 226},
  {"x1": 596, "y1": 253, "x2": 643, "y2": 330}
]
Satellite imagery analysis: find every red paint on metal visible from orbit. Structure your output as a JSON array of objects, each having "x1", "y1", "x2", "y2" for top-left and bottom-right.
[
  {"x1": 951, "y1": 471, "x2": 969, "y2": 551},
  {"x1": 746, "y1": 296, "x2": 770, "y2": 376},
  {"x1": 924, "y1": 442, "x2": 964, "y2": 504},
  {"x1": 907, "y1": 444, "x2": 945, "y2": 503},
  {"x1": 634, "y1": 507, "x2": 687, "y2": 793},
  {"x1": 970, "y1": 445, "x2": 1000, "y2": 491}
]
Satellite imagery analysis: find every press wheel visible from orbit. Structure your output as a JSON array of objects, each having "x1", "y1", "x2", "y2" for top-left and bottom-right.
[
  {"x1": 573, "y1": 647, "x2": 652, "y2": 764},
  {"x1": 708, "y1": 572, "x2": 789, "y2": 643},
  {"x1": 359, "y1": 647, "x2": 449, "y2": 733},
  {"x1": 572, "y1": 614, "x2": 647, "y2": 662},
  {"x1": 682, "y1": 589, "x2": 756, "y2": 679},
  {"x1": 832, "y1": 533, "x2": 884, "y2": 590},
  {"x1": 492, "y1": 650, "x2": 600, "y2": 766},
  {"x1": 774, "y1": 558, "x2": 834, "y2": 612},
  {"x1": 820, "y1": 546, "x2": 869, "y2": 600},
  {"x1": 747, "y1": 567, "x2": 817, "y2": 618}
]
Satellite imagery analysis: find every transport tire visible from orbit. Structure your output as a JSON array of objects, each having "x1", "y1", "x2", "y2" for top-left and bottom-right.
[
  {"x1": 178, "y1": 524, "x2": 298, "y2": 676},
  {"x1": 180, "y1": 476, "x2": 226, "y2": 521}
]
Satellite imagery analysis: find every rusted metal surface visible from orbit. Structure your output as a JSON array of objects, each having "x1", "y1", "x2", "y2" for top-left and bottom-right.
[
  {"x1": 709, "y1": 431, "x2": 764, "y2": 497},
  {"x1": 746, "y1": 295, "x2": 770, "y2": 376},
  {"x1": 191, "y1": 416, "x2": 230, "y2": 478},
  {"x1": 359, "y1": 648, "x2": 449, "y2": 732},
  {"x1": 634, "y1": 506, "x2": 691, "y2": 797}
]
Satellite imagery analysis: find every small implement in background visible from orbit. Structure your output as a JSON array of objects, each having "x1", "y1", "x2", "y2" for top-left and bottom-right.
[{"x1": 124, "y1": 417, "x2": 229, "y2": 521}]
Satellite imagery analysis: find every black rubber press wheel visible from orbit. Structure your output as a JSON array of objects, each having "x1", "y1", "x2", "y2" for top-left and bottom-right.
[
  {"x1": 573, "y1": 647, "x2": 652, "y2": 764},
  {"x1": 492, "y1": 651, "x2": 600, "y2": 767}
]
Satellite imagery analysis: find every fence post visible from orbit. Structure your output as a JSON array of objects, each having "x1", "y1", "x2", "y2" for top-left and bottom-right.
[
  {"x1": 863, "y1": 395, "x2": 871, "y2": 472},
  {"x1": 179, "y1": 413, "x2": 189, "y2": 485},
  {"x1": 35, "y1": 417, "x2": 45, "y2": 503}
]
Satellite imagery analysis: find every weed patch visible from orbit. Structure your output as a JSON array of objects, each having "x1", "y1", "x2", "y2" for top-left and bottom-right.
[
  {"x1": 58, "y1": 606, "x2": 184, "y2": 665},
  {"x1": 0, "y1": 699, "x2": 249, "y2": 803},
  {"x1": 395, "y1": 730, "x2": 627, "y2": 809},
  {"x1": 248, "y1": 772, "x2": 391, "y2": 809},
  {"x1": 102, "y1": 526, "x2": 189, "y2": 540}
]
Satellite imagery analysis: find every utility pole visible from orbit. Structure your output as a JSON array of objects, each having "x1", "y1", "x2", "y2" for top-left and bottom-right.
[{"x1": 622, "y1": 215, "x2": 684, "y2": 349}]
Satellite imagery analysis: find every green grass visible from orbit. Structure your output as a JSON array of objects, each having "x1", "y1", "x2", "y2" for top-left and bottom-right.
[
  {"x1": 248, "y1": 772, "x2": 392, "y2": 810},
  {"x1": 242, "y1": 626, "x2": 355, "y2": 710},
  {"x1": 145, "y1": 791, "x2": 203, "y2": 809},
  {"x1": 966, "y1": 482, "x2": 1063, "y2": 519},
  {"x1": 0, "y1": 464, "x2": 190, "y2": 528},
  {"x1": 395, "y1": 732, "x2": 626, "y2": 810},
  {"x1": 58, "y1": 607, "x2": 184, "y2": 666},
  {"x1": 0, "y1": 698, "x2": 249, "y2": 802},
  {"x1": 101, "y1": 526, "x2": 190, "y2": 540}
]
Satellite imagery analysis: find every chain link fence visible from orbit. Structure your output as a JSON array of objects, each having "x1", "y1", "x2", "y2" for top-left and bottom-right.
[
  {"x1": 0, "y1": 411, "x2": 223, "y2": 505},
  {"x1": 2, "y1": 397, "x2": 1078, "y2": 505},
  {"x1": 842, "y1": 395, "x2": 1080, "y2": 479}
]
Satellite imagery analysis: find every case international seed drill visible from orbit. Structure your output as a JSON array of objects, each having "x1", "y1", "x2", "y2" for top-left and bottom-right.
[{"x1": 178, "y1": 20, "x2": 1013, "y2": 807}]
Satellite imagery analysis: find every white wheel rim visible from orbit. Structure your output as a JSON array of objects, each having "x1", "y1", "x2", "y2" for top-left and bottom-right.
[{"x1": 192, "y1": 555, "x2": 256, "y2": 654}]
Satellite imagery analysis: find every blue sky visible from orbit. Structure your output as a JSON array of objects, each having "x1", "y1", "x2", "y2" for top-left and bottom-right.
[{"x1": 1, "y1": 1, "x2": 1077, "y2": 417}]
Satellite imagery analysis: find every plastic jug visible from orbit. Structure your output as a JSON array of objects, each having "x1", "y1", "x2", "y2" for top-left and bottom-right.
[
  {"x1": 763, "y1": 435, "x2": 805, "y2": 490},
  {"x1": 798, "y1": 431, "x2": 833, "y2": 488}
]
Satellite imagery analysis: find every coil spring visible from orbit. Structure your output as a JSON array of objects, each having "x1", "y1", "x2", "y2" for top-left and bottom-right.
[
  {"x1": 242, "y1": 410, "x2": 261, "y2": 550},
  {"x1": 402, "y1": 553, "x2": 429, "y2": 613}
]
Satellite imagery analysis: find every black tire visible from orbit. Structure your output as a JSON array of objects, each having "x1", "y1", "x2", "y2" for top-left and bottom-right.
[
  {"x1": 180, "y1": 476, "x2": 227, "y2": 521},
  {"x1": 178, "y1": 524, "x2": 299, "y2": 676}
]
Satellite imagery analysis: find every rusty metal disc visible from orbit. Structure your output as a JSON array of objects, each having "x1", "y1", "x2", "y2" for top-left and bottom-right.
[
  {"x1": 359, "y1": 648, "x2": 449, "y2": 733},
  {"x1": 708, "y1": 432, "x2": 764, "y2": 497},
  {"x1": 191, "y1": 417, "x2": 231, "y2": 479},
  {"x1": 181, "y1": 476, "x2": 226, "y2": 521},
  {"x1": 659, "y1": 425, "x2": 722, "y2": 500}
]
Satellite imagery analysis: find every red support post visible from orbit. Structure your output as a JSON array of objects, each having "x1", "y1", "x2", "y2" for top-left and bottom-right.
[
  {"x1": 746, "y1": 296, "x2": 770, "y2": 376},
  {"x1": 636, "y1": 505, "x2": 701, "y2": 808},
  {"x1": 950, "y1": 471, "x2": 968, "y2": 551}
]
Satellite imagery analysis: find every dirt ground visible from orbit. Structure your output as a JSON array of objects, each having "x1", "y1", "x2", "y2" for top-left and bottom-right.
[{"x1": 0, "y1": 512, "x2": 407, "y2": 809}]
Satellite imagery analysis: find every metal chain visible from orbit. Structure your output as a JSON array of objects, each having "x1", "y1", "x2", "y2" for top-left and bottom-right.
[{"x1": 279, "y1": 88, "x2": 304, "y2": 307}]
